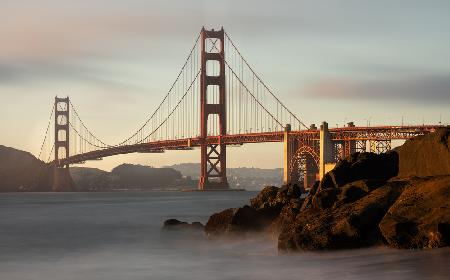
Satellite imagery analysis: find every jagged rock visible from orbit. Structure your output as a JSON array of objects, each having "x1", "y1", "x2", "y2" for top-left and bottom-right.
[
  {"x1": 250, "y1": 186, "x2": 279, "y2": 209},
  {"x1": 204, "y1": 128, "x2": 450, "y2": 251},
  {"x1": 205, "y1": 184, "x2": 303, "y2": 237},
  {"x1": 269, "y1": 198, "x2": 304, "y2": 236},
  {"x1": 205, "y1": 206, "x2": 262, "y2": 235},
  {"x1": 319, "y1": 152, "x2": 399, "y2": 190},
  {"x1": 163, "y1": 219, "x2": 204, "y2": 230},
  {"x1": 395, "y1": 128, "x2": 450, "y2": 177},
  {"x1": 379, "y1": 175, "x2": 450, "y2": 249},
  {"x1": 278, "y1": 180, "x2": 406, "y2": 251},
  {"x1": 333, "y1": 180, "x2": 386, "y2": 207},
  {"x1": 312, "y1": 188, "x2": 340, "y2": 209}
]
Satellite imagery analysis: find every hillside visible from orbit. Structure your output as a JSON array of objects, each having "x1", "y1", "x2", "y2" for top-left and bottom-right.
[
  {"x1": 0, "y1": 145, "x2": 52, "y2": 192},
  {"x1": 0, "y1": 145, "x2": 197, "y2": 192},
  {"x1": 70, "y1": 167, "x2": 119, "y2": 191},
  {"x1": 71, "y1": 164, "x2": 196, "y2": 191}
]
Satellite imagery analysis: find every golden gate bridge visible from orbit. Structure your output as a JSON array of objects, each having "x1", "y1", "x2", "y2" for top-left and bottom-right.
[{"x1": 37, "y1": 27, "x2": 443, "y2": 191}]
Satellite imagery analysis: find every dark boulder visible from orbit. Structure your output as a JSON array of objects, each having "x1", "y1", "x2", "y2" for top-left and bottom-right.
[
  {"x1": 379, "y1": 175, "x2": 450, "y2": 249},
  {"x1": 204, "y1": 206, "x2": 265, "y2": 236},
  {"x1": 320, "y1": 152, "x2": 399, "y2": 190},
  {"x1": 269, "y1": 198, "x2": 304, "y2": 236},
  {"x1": 205, "y1": 184, "x2": 303, "y2": 237},
  {"x1": 163, "y1": 219, "x2": 204, "y2": 230},
  {"x1": 278, "y1": 181, "x2": 406, "y2": 251},
  {"x1": 250, "y1": 186, "x2": 279, "y2": 209},
  {"x1": 312, "y1": 188, "x2": 340, "y2": 209},
  {"x1": 395, "y1": 128, "x2": 450, "y2": 177}
]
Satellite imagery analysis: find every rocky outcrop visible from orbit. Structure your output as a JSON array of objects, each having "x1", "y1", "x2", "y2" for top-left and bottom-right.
[
  {"x1": 395, "y1": 128, "x2": 450, "y2": 177},
  {"x1": 278, "y1": 180, "x2": 407, "y2": 251},
  {"x1": 204, "y1": 184, "x2": 303, "y2": 237},
  {"x1": 278, "y1": 128, "x2": 450, "y2": 251},
  {"x1": 379, "y1": 175, "x2": 450, "y2": 249},
  {"x1": 204, "y1": 128, "x2": 450, "y2": 251},
  {"x1": 315, "y1": 151, "x2": 398, "y2": 192}
]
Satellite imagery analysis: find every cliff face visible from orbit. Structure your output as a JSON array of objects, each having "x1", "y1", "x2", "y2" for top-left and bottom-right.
[{"x1": 0, "y1": 145, "x2": 52, "y2": 192}]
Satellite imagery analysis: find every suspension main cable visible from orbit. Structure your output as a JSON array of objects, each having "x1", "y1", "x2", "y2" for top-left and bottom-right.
[
  {"x1": 141, "y1": 69, "x2": 201, "y2": 143},
  {"x1": 207, "y1": 38, "x2": 283, "y2": 128},
  {"x1": 69, "y1": 101, "x2": 110, "y2": 147},
  {"x1": 117, "y1": 32, "x2": 202, "y2": 146},
  {"x1": 46, "y1": 144, "x2": 55, "y2": 163},
  {"x1": 68, "y1": 121, "x2": 107, "y2": 149},
  {"x1": 37, "y1": 105, "x2": 55, "y2": 160},
  {"x1": 224, "y1": 32, "x2": 308, "y2": 129}
]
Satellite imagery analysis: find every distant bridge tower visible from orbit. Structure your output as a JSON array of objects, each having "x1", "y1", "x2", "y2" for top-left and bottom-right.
[
  {"x1": 198, "y1": 27, "x2": 229, "y2": 190},
  {"x1": 53, "y1": 96, "x2": 74, "y2": 191}
]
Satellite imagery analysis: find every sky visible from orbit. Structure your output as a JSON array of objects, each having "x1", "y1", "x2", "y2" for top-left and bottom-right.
[{"x1": 1, "y1": 0, "x2": 449, "y2": 170}]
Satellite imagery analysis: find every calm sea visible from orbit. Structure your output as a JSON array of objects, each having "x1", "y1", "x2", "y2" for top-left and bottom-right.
[{"x1": 0, "y1": 192, "x2": 449, "y2": 280}]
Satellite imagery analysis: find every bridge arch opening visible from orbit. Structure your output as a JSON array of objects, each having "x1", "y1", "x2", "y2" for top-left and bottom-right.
[{"x1": 290, "y1": 145, "x2": 319, "y2": 190}]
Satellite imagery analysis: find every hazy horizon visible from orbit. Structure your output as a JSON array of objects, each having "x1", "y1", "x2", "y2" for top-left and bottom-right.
[{"x1": 1, "y1": 0, "x2": 449, "y2": 170}]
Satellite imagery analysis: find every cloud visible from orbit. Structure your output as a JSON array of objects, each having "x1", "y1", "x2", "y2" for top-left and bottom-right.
[{"x1": 303, "y1": 75, "x2": 450, "y2": 104}]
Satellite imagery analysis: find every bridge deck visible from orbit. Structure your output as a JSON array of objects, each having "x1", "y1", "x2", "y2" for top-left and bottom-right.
[{"x1": 55, "y1": 125, "x2": 442, "y2": 166}]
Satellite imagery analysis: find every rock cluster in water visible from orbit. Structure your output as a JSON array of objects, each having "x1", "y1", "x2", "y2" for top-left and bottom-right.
[
  {"x1": 163, "y1": 219, "x2": 204, "y2": 230},
  {"x1": 204, "y1": 128, "x2": 450, "y2": 251}
]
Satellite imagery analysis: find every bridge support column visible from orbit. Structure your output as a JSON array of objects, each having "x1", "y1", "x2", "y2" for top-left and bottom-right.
[
  {"x1": 370, "y1": 140, "x2": 391, "y2": 154},
  {"x1": 319, "y1": 121, "x2": 333, "y2": 180},
  {"x1": 343, "y1": 122, "x2": 356, "y2": 157},
  {"x1": 283, "y1": 124, "x2": 298, "y2": 185},
  {"x1": 53, "y1": 96, "x2": 75, "y2": 192},
  {"x1": 52, "y1": 165, "x2": 75, "y2": 192},
  {"x1": 198, "y1": 27, "x2": 229, "y2": 190}
]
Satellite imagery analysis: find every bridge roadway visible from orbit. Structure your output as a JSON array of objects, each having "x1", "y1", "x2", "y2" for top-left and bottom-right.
[{"x1": 55, "y1": 125, "x2": 440, "y2": 167}]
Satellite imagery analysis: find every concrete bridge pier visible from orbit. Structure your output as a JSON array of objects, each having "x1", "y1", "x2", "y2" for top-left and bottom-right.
[
  {"x1": 52, "y1": 166, "x2": 75, "y2": 192},
  {"x1": 284, "y1": 123, "x2": 320, "y2": 189},
  {"x1": 319, "y1": 121, "x2": 333, "y2": 180},
  {"x1": 344, "y1": 122, "x2": 357, "y2": 157},
  {"x1": 283, "y1": 124, "x2": 298, "y2": 185}
]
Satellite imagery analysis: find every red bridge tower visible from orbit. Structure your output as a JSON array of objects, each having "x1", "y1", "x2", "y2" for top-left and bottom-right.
[
  {"x1": 53, "y1": 96, "x2": 75, "y2": 191},
  {"x1": 198, "y1": 27, "x2": 229, "y2": 190}
]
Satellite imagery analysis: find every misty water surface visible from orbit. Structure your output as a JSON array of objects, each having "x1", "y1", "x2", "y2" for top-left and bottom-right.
[{"x1": 0, "y1": 192, "x2": 449, "y2": 280}]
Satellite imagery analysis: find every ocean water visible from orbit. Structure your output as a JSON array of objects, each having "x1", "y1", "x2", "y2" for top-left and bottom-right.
[{"x1": 0, "y1": 191, "x2": 449, "y2": 280}]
